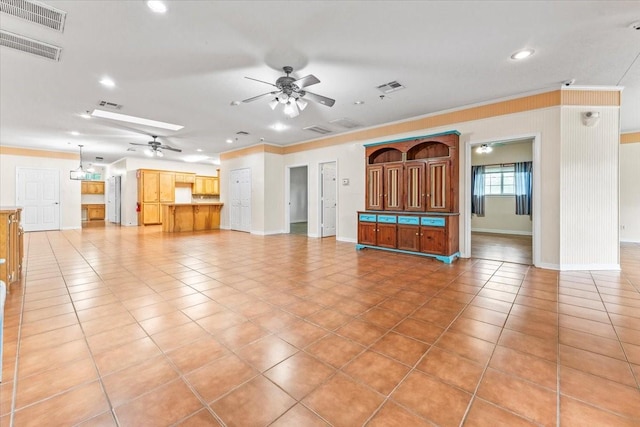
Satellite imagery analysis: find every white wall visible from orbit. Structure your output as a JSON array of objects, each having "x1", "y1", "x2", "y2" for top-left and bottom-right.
[
  {"x1": 619, "y1": 142, "x2": 639, "y2": 242},
  {"x1": 0, "y1": 153, "x2": 82, "y2": 229},
  {"x1": 471, "y1": 140, "x2": 533, "y2": 235},
  {"x1": 560, "y1": 106, "x2": 620, "y2": 269}
]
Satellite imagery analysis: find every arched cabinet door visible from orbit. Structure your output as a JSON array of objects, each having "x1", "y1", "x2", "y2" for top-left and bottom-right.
[
  {"x1": 404, "y1": 162, "x2": 425, "y2": 211},
  {"x1": 365, "y1": 165, "x2": 384, "y2": 210},
  {"x1": 426, "y1": 160, "x2": 451, "y2": 212},
  {"x1": 384, "y1": 164, "x2": 404, "y2": 211}
]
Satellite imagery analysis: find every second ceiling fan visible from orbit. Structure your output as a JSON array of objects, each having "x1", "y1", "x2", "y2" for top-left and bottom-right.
[
  {"x1": 242, "y1": 66, "x2": 335, "y2": 117},
  {"x1": 130, "y1": 136, "x2": 181, "y2": 158}
]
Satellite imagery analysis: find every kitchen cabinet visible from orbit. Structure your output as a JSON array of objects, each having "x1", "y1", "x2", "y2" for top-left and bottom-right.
[
  {"x1": 138, "y1": 169, "x2": 175, "y2": 225},
  {"x1": 81, "y1": 181, "x2": 104, "y2": 194},
  {"x1": 0, "y1": 207, "x2": 23, "y2": 291},
  {"x1": 82, "y1": 204, "x2": 105, "y2": 221},
  {"x1": 193, "y1": 176, "x2": 219, "y2": 196},
  {"x1": 175, "y1": 173, "x2": 196, "y2": 184},
  {"x1": 358, "y1": 131, "x2": 460, "y2": 263},
  {"x1": 162, "y1": 203, "x2": 223, "y2": 232}
]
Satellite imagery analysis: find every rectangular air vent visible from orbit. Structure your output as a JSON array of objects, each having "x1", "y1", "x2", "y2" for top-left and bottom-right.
[
  {"x1": 376, "y1": 80, "x2": 405, "y2": 94},
  {"x1": 329, "y1": 118, "x2": 362, "y2": 129},
  {"x1": 0, "y1": 30, "x2": 61, "y2": 60},
  {"x1": 303, "y1": 125, "x2": 332, "y2": 135},
  {"x1": 98, "y1": 100, "x2": 123, "y2": 110},
  {"x1": 0, "y1": 0, "x2": 67, "y2": 32}
]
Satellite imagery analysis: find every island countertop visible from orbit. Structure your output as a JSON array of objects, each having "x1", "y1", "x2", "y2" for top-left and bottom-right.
[{"x1": 161, "y1": 203, "x2": 223, "y2": 232}]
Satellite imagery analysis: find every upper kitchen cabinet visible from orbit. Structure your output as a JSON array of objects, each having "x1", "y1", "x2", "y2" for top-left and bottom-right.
[
  {"x1": 193, "y1": 175, "x2": 219, "y2": 196},
  {"x1": 81, "y1": 180, "x2": 105, "y2": 194}
]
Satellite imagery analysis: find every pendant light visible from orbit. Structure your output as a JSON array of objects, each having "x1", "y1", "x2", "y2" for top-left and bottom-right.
[{"x1": 70, "y1": 145, "x2": 90, "y2": 180}]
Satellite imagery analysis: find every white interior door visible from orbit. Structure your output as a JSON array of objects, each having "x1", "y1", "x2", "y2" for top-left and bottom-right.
[
  {"x1": 16, "y1": 168, "x2": 60, "y2": 232},
  {"x1": 230, "y1": 168, "x2": 251, "y2": 232},
  {"x1": 107, "y1": 176, "x2": 121, "y2": 224},
  {"x1": 321, "y1": 162, "x2": 337, "y2": 237}
]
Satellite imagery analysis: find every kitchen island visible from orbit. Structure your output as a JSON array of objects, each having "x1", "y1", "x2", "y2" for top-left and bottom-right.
[{"x1": 161, "y1": 203, "x2": 223, "y2": 232}]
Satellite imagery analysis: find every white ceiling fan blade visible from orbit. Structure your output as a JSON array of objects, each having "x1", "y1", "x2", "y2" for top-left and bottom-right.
[
  {"x1": 294, "y1": 74, "x2": 320, "y2": 88},
  {"x1": 303, "y1": 91, "x2": 335, "y2": 107},
  {"x1": 242, "y1": 91, "x2": 278, "y2": 103},
  {"x1": 244, "y1": 76, "x2": 277, "y2": 87}
]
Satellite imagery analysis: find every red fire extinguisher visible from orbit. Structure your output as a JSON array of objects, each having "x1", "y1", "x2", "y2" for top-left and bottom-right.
[{"x1": 136, "y1": 202, "x2": 141, "y2": 212}]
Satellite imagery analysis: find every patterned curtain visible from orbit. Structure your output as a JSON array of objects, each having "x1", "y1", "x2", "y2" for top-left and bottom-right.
[
  {"x1": 471, "y1": 165, "x2": 485, "y2": 216},
  {"x1": 515, "y1": 161, "x2": 533, "y2": 216}
]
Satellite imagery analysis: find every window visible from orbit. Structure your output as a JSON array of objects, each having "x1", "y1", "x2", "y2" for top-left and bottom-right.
[{"x1": 484, "y1": 164, "x2": 515, "y2": 195}]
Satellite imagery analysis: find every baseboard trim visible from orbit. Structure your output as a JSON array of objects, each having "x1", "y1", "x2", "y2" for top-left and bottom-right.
[
  {"x1": 337, "y1": 237, "x2": 357, "y2": 243},
  {"x1": 472, "y1": 228, "x2": 532, "y2": 236},
  {"x1": 620, "y1": 238, "x2": 640, "y2": 243},
  {"x1": 559, "y1": 263, "x2": 621, "y2": 271}
]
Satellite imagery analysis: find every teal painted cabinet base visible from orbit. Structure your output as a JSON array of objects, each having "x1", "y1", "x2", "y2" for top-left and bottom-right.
[{"x1": 355, "y1": 243, "x2": 460, "y2": 264}]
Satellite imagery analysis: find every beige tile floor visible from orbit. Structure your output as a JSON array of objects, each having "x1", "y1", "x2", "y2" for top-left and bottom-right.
[{"x1": 1, "y1": 226, "x2": 639, "y2": 426}]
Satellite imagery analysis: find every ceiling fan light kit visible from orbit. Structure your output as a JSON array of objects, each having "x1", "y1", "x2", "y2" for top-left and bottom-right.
[
  {"x1": 131, "y1": 135, "x2": 181, "y2": 157},
  {"x1": 243, "y1": 66, "x2": 335, "y2": 117},
  {"x1": 476, "y1": 144, "x2": 493, "y2": 154}
]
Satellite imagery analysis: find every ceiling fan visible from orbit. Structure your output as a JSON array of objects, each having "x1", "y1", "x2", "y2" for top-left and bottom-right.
[
  {"x1": 242, "y1": 66, "x2": 335, "y2": 117},
  {"x1": 130, "y1": 136, "x2": 181, "y2": 157}
]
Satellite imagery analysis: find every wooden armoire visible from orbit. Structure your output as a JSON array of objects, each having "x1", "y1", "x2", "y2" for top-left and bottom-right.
[{"x1": 356, "y1": 131, "x2": 460, "y2": 263}]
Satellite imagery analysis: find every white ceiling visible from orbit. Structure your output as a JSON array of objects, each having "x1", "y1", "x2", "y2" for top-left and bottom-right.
[{"x1": 1, "y1": 1, "x2": 638, "y2": 165}]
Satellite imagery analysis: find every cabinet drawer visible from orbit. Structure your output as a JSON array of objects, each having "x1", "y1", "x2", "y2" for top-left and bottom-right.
[
  {"x1": 398, "y1": 216, "x2": 419, "y2": 225},
  {"x1": 377, "y1": 215, "x2": 397, "y2": 224},
  {"x1": 421, "y1": 217, "x2": 445, "y2": 227},
  {"x1": 359, "y1": 214, "x2": 377, "y2": 222}
]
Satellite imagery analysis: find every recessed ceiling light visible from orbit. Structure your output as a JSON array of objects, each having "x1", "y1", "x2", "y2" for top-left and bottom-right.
[
  {"x1": 90, "y1": 109, "x2": 184, "y2": 131},
  {"x1": 230, "y1": 101, "x2": 241, "y2": 106},
  {"x1": 99, "y1": 77, "x2": 115, "y2": 87},
  {"x1": 271, "y1": 123, "x2": 288, "y2": 131},
  {"x1": 196, "y1": 149, "x2": 203, "y2": 152},
  {"x1": 147, "y1": 1, "x2": 167, "y2": 13},
  {"x1": 71, "y1": 131, "x2": 80, "y2": 136},
  {"x1": 183, "y1": 155, "x2": 209, "y2": 163},
  {"x1": 226, "y1": 139, "x2": 233, "y2": 144},
  {"x1": 510, "y1": 49, "x2": 535, "y2": 60},
  {"x1": 354, "y1": 100, "x2": 365, "y2": 105},
  {"x1": 80, "y1": 111, "x2": 91, "y2": 119}
]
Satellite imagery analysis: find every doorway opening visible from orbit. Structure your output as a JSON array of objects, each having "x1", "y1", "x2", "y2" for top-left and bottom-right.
[
  {"x1": 468, "y1": 138, "x2": 535, "y2": 265},
  {"x1": 289, "y1": 166, "x2": 308, "y2": 235}
]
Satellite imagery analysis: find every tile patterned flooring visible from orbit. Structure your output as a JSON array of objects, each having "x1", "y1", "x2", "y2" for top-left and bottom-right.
[{"x1": 1, "y1": 226, "x2": 639, "y2": 426}]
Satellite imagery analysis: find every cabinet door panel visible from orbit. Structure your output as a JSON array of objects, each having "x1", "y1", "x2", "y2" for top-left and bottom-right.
[
  {"x1": 384, "y1": 164, "x2": 404, "y2": 211},
  {"x1": 377, "y1": 223, "x2": 397, "y2": 248},
  {"x1": 420, "y1": 227, "x2": 446, "y2": 255},
  {"x1": 358, "y1": 222, "x2": 377, "y2": 245},
  {"x1": 142, "y1": 172, "x2": 159, "y2": 202},
  {"x1": 405, "y1": 162, "x2": 425, "y2": 211},
  {"x1": 397, "y1": 224, "x2": 420, "y2": 251},
  {"x1": 159, "y1": 173, "x2": 175, "y2": 202},
  {"x1": 142, "y1": 203, "x2": 160, "y2": 224},
  {"x1": 427, "y1": 160, "x2": 449, "y2": 212},
  {"x1": 366, "y1": 165, "x2": 384, "y2": 210}
]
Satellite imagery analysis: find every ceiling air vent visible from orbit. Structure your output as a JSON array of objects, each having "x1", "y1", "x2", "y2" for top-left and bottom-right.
[
  {"x1": 98, "y1": 100, "x2": 123, "y2": 110},
  {"x1": 303, "y1": 125, "x2": 332, "y2": 135},
  {"x1": 0, "y1": 0, "x2": 67, "y2": 32},
  {"x1": 0, "y1": 30, "x2": 61, "y2": 60},
  {"x1": 329, "y1": 118, "x2": 362, "y2": 129},
  {"x1": 376, "y1": 80, "x2": 405, "y2": 94}
]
